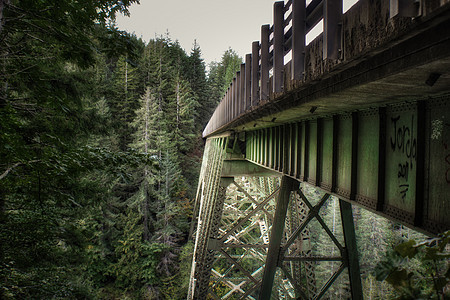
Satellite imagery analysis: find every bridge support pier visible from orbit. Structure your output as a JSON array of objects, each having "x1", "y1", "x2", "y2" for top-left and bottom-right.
[{"x1": 188, "y1": 138, "x2": 229, "y2": 299}]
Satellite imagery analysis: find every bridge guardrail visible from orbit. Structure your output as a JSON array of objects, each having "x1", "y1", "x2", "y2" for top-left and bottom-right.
[{"x1": 203, "y1": 0, "x2": 428, "y2": 137}]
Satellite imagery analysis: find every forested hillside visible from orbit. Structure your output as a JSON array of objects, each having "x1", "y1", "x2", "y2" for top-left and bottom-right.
[{"x1": 0, "y1": 1, "x2": 241, "y2": 299}]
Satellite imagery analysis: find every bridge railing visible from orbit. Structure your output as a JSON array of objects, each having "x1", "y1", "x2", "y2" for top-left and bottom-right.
[{"x1": 203, "y1": 0, "x2": 425, "y2": 137}]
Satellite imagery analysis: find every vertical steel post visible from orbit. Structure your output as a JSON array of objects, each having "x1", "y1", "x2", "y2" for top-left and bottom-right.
[
  {"x1": 240, "y1": 64, "x2": 245, "y2": 115},
  {"x1": 377, "y1": 107, "x2": 386, "y2": 211},
  {"x1": 292, "y1": 0, "x2": 306, "y2": 81},
  {"x1": 245, "y1": 54, "x2": 252, "y2": 111},
  {"x1": 339, "y1": 199, "x2": 363, "y2": 300},
  {"x1": 317, "y1": 118, "x2": 323, "y2": 185},
  {"x1": 269, "y1": 127, "x2": 274, "y2": 169},
  {"x1": 283, "y1": 125, "x2": 289, "y2": 174},
  {"x1": 260, "y1": 24, "x2": 270, "y2": 101},
  {"x1": 265, "y1": 128, "x2": 269, "y2": 167},
  {"x1": 273, "y1": 1, "x2": 284, "y2": 93},
  {"x1": 304, "y1": 121, "x2": 310, "y2": 181},
  {"x1": 252, "y1": 41, "x2": 260, "y2": 107},
  {"x1": 323, "y1": 0, "x2": 342, "y2": 59},
  {"x1": 350, "y1": 112, "x2": 359, "y2": 200},
  {"x1": 332, "y1": 115, "x2": 339, "y2": 192},
  {"x1": 259, "y1": 175, "x2": 299, "y2": 300},
  {"x1": 414, "y1": 101, "x2": 426, "y2": 227},
  {"x1": 296, "y1": 122, "x2": 302, "y2": 179},
  {"x1": 274, "y1": 127, "x2": 279, "y2": 170},
  {"x1": 278, "y1": 126, "x2": 283, "y2": 172}
]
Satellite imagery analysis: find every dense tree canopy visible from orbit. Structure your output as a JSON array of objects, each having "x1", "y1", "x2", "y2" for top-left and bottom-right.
[
  {"x1": 0, "y1": 0, "x2": 248, "y2": 297},
  {"x1": 0, "y1": 0, "x2": 208, "y2": 298}
]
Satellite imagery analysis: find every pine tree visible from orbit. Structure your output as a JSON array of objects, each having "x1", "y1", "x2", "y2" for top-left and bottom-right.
[{"x1": 186, "y1": 41, "x2": 209, "y2": 130}]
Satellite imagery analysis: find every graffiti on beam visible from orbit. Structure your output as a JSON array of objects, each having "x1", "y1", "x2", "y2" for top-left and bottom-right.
[
  {"x1": 399, "y1": 184, "x2": 409, "y2": 199},
  {"x1": 390, "y1": 115, "x2": 417, "y2": 200},
  {"x1": 398, "y1": 162, "x2": 409, "y2": 181},
  {"x1": 390, "y1": 115, "x2": 417, "y2": 168}
]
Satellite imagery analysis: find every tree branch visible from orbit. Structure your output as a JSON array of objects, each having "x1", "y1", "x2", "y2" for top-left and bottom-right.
[
  {"x1": 0, "y1": 160, "x2": 39, "y2": 180},
  {"x1": 0, "y1": 0, "x2": 10, "y2": 35}
]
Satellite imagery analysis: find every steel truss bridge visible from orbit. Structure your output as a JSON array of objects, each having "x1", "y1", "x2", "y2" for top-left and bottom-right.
[{"x1": 188, "y1": 0, "x2": 450, "y2": 298}]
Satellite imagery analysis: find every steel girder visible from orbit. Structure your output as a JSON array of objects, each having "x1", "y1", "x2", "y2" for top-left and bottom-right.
[{"x1": 244, "y1": 99, "x2": 450, "y2": 235}]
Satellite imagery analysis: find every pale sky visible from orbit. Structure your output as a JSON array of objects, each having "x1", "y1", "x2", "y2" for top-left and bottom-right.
[{"x1": 116, "y1": 0, "x2": 358, "y2": 67}]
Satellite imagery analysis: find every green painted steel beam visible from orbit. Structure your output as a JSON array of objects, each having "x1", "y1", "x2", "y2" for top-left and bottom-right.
[
  {"x1": 221, "y1": 159, "x2": 279, "y2": 177},
  {"x1": 339, "y1": 199, "x2": 363, "y2": 300},
  {"x1": 258, "y1": 175, "x2": 299, "y2": 300}
]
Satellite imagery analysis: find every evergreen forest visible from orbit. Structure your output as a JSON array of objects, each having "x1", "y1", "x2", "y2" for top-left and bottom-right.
[
  {"x1": 0, "y1": 1, "x2": 242, "y2": 298},
  {"x1": 0, "y1": 1, "x2": 448, "y2": 300}
]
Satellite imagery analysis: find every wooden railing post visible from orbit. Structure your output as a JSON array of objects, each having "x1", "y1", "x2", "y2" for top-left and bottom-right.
[
  {"x1": 323, "y1": 0, "x2": 342, "y2": 60},
  {"x1": 260, "y1": 25, "x2": 270, "y2": 101},
  {"x1": 219, "y1": 97, "x2": 223, "y2": 128},
  {"x1": 251, "y1": 41, "x2": 260, "y2": 107},
  {"x1": 231, "y1": 77, "x2": 237, "y2": 120},
  {"x1": 226, "y1": 88, "x2": 230, "y2": 123},
  {"x1": 229, "y1": 87, "x2": 232, "y2": 122},
  {"x1": 225, "y1": 92, "x2": 228, "y2": 124},
  {"x1": 245, "y1": 54, "x2": 252, "y2": 111},
  {"x1": 234, "y1": 74, "x2": 239, "y2": 117},
  {"x1": 273, "y1": 1, "x2": 284, "y2": 94},
  {"x1": 229, "y1": 88, "x2": 232, "y2": 122},
  {"x1": 292, "y1": 0, "x2": 306, "y2": 81},
  {"x1": 240, "y1": 63, "x2": 245, "y2": 114}
]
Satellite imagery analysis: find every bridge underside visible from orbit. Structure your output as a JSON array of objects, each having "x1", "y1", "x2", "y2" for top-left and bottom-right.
[
  {"x1": 205, "y1": 7, "x2": 450, "y2": 236},
  {"x1": 188, "y1": 139, "x2": 364, "y2": 299}
]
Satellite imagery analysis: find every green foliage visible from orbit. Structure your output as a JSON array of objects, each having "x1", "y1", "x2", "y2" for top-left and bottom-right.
[
  {"x1": 0, "y1": 0, "x2": 160, "y2": 298},
  {"x1": 1, "y1": 0, "x2": 242, "y2": 298},
  {"x1": 112, "y1": 210, "x2": 167, "y2": 288},
  {"x1": 375, "y1": 231, "x2": 450, "y2": 299}
]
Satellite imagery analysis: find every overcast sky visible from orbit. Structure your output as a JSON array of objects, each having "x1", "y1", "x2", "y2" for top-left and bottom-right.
[{"x1": 116, "y1": 0, "x2": 358, "y2": 67}]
